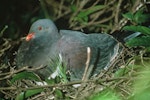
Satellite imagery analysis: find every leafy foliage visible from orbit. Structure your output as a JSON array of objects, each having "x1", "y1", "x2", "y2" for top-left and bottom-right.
[
  {"x1": 123, "y1": 11, "x2": 150, "y2": 50},
  {"x1": 122, "y1": 11, "x2": 150, "y2": 24},
  {"x1": 11, "y1": 71, "x2": 41, "y2": 84},
  {"x1": 122, "y1": 10, "x2": 150, "y2": 100},
  {"x1": 123, "y1": 25, "x2": 150, "y2": 35},
  {"x1": 126, "y1": 36, "x2": 150, "y2": 47},
  {"x1": 128, "y1": 59, "x2": 150, "y2": 100},
  {"x1": 71, "y1": 5, "x2": 106, "y2": 24},
  {"x1": 15, "y1": 89, "x2": 44, "y2": 100},
  {"x1": 88, "y1": 88, "x2": 121, "y2": 100}
]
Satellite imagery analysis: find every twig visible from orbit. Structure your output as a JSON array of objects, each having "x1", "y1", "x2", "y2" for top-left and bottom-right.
[
  {"x1": 0, "y1": 66, "x2": 45, "y2": 80},
  {"x1": 111, "y1": 0, "x2": 145, "y2": 33},
  {"x1": 82, "y1": 47, "x2": 91, "y2": 81},
  {"x1": 114, "y1": 0, "x2": 122, "y2": 25},
  {"x1": 40, "y1": 0, "x2": 50, "y2": 18},
  {"x1": 69, "y1": 0, "x2": 90, "y2": 27},
  {"x1": 0, "y1": 25, "x2": 8, "y2": 37},
  {"x1": 0, "y1": 38, "x2": 11, "y2": 57},
  {"x1": 0, "y1": 76, "x2": 129, "y2": 91},
  {"x1": 73, "y1": 14, "x2": 114, "y2": 30},
  {"x1": 57, "y1": 0, "x2": 64, "y2": 18}
]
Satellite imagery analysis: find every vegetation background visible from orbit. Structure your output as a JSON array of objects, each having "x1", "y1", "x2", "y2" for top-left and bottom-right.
[{"x1": 0, "y1": 0, "x2": 150, "y2": 100}]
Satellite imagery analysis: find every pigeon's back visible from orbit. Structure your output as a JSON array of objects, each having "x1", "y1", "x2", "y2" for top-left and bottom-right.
[{"x1": 54, "y1": 30, "x2": 122, "y2": 80}]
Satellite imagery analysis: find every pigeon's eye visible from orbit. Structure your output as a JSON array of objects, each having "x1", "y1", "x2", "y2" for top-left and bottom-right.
[{"x1": 38, "y1": 26, "x2": 42, "y2": 31}]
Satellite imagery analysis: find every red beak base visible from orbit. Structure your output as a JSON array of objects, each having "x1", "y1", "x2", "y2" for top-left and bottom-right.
[{"x1": 26, "y1": 32, "x2": 35, "y2": 41}]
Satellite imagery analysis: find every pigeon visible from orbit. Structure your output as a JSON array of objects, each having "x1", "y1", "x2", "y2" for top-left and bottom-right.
[{"x1": 16, "y1": 19, "x2": 122, "y2": 81}]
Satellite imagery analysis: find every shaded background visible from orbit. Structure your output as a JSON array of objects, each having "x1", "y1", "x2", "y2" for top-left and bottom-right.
[{"x1": 1, "y1": 0, "x2": 149, "y2": 40}]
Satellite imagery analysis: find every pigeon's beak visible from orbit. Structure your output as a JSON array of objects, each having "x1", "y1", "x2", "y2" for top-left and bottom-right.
[{"x1": 26, "y1": 32, "x2": 35, "y2": 41}]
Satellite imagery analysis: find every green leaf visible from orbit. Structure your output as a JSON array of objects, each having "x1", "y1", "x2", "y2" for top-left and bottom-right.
[
  {"x1": 126, "y1": 36, "x2": 150, "y2": 47},
  {"x1": 45, "y1": 78, "x2": 55, "y2": 85},
  {"x1": 145, "y1": 47, "x2": 150, "y2": 52},
  {"x1": 122, "y1": 12, "x2": 134, "y2": 20},
  {"x1": 0, "y1": 98, "x2": 5, "y2": 100},
  {"x1": 128, "y1": 63, "x2": 150, "y2": 100},
  {"x1": 55, "y1": 89, "x2": 63, "y2": 99},
  {"x1": 88, "y1": 88, "x2": 121, "y2": 100},
  {"x1": 11, "y1": 71, "x2": 41, "y2": 84},
  {"x1": 74, "y1": 5, "x2": 106, "y2": 23},
  {"x1": 122, "y1": 11, "x2": 150, "y2": 24},
  {"x1": 134, "y1": 11, "x2": 150, "y2": 24},
  {"x1": 140, "y1": 26, "x2": 150, "y2": 35},
  {"x1": 58, "y1": 63, "x2": 68, "y2": 83},
  {"x1": 123, "y1": 25, "x2": 150, "y2": 35},
  {"x1": 114, "y1": 62, "x2": 141, "y2": 77},
  {"x1": 114, "y1": 67, "x2": 129, "y2": 77},
  {"x1": 79, "y1": 5, "x2": 105, "y2": 17},
  {"x1": 15, "y1": 89, "x2": 43, "y2": 100},
  {"x1": 70, "y1": 5, "x2": 77, "y2": 12},
  {"x1": 49, "y1": 53, "x2": 68, "y2": 83}
]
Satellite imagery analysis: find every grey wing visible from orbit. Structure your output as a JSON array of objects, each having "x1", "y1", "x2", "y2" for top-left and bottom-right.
[{"x1": 89, "y1": 33, "x2": 122, "y2": 74}]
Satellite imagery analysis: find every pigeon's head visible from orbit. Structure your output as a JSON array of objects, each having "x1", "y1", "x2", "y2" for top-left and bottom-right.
[{"x1": 26, "y1": 19, "x2": 59, "y2": 41}]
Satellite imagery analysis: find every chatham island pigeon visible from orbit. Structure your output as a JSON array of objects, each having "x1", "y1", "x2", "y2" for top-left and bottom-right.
[{"x1": 16, "y1": 19, "x2": 122, "y2": 81}]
